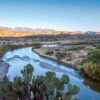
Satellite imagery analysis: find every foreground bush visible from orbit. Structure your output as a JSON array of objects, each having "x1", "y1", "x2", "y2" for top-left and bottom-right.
[
  {"x1": 0, "y1": 64, "x2": 80, "y2": 100},
  {"x1": 83, "y1": 63, "x2": 100, "y2": 82}
]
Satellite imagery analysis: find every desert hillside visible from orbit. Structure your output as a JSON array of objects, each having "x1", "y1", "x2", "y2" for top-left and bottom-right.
[{"x1": 0, "y1": 27, "x2": 95, "y2": 37}]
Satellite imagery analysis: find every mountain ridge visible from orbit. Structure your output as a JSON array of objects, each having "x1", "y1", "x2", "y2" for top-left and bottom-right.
[{"x1": 0, "y1": 27, "x2": 99, "y2": 37}]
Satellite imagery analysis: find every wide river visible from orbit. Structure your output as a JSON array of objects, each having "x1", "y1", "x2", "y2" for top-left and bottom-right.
[{"x1": 2, "y1": 47, "x2": 100, "y2": 100}]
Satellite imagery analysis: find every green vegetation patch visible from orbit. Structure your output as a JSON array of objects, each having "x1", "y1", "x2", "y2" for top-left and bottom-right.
[
  {"x1": 68, "y1": 46, "x2": 84, "y2": 51},
  {"x1": 0, "y1": 44, "x2": 10, "y2": 57},
  {"x1": 55, "y1": 51, "x2": 66, "y2": 61},
  {"x1": 96, "y1": 44, "x2": 100, "y2": 49},
  {"x1": 32, "y1": 43, "x2": 41, "y2": 49},
  {"x1": 82, "y1": 49, "x2": 100, "y2": 64},
  {"x1": 82, "y1": 48, "x2": 100, "y2": 82},
  {"x1": 83, "y1": 63, "x2": 100, "y2": 82},
  {"x1": 45, "y1": 51, "x2": 54, "y2": 56}
]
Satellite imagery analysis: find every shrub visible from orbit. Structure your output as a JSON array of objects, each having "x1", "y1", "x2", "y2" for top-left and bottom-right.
[
  {"x1": 68, "y1": 46, "x2": 84, "y2": 51},
  {"x1": 0, "y1": 44, "x2": 10, "y2": 57},
  {"x1": 45, "y1": 51, "x2": 54, "y2": 56},
  {"x1": 96, "y1": 44, "x2": 100, "y2": 49},
  {"x1": 83, "y1": 49, "x2": 100, "y2": 64},
  {"x1": 32, "y1": 43, "x2": 41, "y2": 49},
  {"x1": 55, "y1": 52, "x2": 66, "y2": 61},
  {"x1": 83, "y1": 63, "x2": 100, "y2": 82},
  {"x1": 82, "y1": 48, "x2": 100, "y2": 81}
]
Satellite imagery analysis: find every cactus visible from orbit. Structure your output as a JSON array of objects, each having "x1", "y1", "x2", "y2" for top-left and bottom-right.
[
  {"x1": 67, "y1": 84, "x2": 80, "y2": 95},
  {"x1": 61, "y1": 74, "x2": 70, "y2": 84},
  {"x1": 0, "y1": 64, "x2": 80, "y2": 100},
  {"x1": 21, "y1": 64, "x2": 34, "y2": 84}
]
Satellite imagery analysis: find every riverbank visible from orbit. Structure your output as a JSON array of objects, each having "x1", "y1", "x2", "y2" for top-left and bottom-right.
[
  {"x1": 33, "y1": 42, "x2": 93, "y2": 69},
  {"x1": 0, "y1": 60, "x2": 9, "y2": 80},
  {"x1": 33, "y1": 47, "x2": 89, "y2": 70},
  {"x1": 33, "y1": 49, "x2": 75, "y2": 69}
]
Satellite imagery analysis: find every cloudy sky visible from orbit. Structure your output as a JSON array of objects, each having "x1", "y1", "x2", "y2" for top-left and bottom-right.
[{"x1": 0, "y1": 0, "x2": 100, "y2": 31}]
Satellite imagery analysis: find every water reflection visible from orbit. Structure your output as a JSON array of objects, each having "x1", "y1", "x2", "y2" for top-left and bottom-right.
[{"x1": 83, "y1": 77, "x2": 100, "y2": 93}]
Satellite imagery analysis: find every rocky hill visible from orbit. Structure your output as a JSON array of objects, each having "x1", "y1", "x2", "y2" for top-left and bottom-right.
[{"x1": 0, "y1": 27, "x2": 98, "y2": 37}]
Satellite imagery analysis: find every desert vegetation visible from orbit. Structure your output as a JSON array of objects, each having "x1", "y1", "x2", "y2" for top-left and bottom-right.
[
  {"x1": 82, "y1": 48, "x2": 100, "y2": 82},
  {"x1": 32, "y1": 43, "x2": 41, "y2": 49},
  {"x1": 45, "y1": 51, "x2": 54, "y2": 56},
  {"x1": 96, "y1": 44, "x2": 100, "y2": 49},
  {"x1": 0, "y1": 64, "x2": 80, "y2": 100},
  {"x1": 67, "y1": 41, "x2": 95, "y2": 45},
  {"x1": 0, "y1": 44, "x2": 10, "y2": 57},
  {"x1": 55, "y1": 52, "x2": 66, "y2": 61}
]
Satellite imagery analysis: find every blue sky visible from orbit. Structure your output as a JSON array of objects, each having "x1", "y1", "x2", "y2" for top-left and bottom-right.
[{"x1": 0, "y1": 0, "x2": 100, "y2": 31}]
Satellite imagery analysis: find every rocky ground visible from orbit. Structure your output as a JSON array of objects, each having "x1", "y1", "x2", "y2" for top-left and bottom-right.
[
  {"x1": 0, "y1": 59, "x2": 9, "y2": 100},
  {"x1": 0, "y1": 59, "x2": 9, "y2": 80}
]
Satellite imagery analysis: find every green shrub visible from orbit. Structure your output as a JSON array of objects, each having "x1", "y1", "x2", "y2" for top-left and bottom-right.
[
  {"x1": 83, "y1": 49, "x2": 100, "y2": 63},
  {"x1": 55, "y1": 52, "x2": 66, "y2": 61},
  {"x1": 96, "y1": 44, "x2": 100, "y2": 49},
  {"x1": 32, "y1": 43, "x2": 41, "y2": 49},
  {"x1": 82, "y1": 48, "x2": 100, "y2": 81},
  {"x1": 83, "y1": 63, "x2": 100, "y2": 82},
  {"x1": 68, "y1": 46, "x2": 84, "y2": 51},
  {"x1": 45, "y1": 51, "x2": 54, "y2": 56},
  {"x1": 0, "y1": 44, "x2": 10, "y2": 57}
]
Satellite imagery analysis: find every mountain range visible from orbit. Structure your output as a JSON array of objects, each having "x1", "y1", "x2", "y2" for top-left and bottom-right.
[{"x1": 0, "y1": 27, "x2": 99, "y2": 37}]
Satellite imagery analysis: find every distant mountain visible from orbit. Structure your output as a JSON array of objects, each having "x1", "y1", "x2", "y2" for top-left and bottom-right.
[
  {"x1": 0, "y1": 27, "x2": 57, "y2": 37},
  {"x1": 14, "y1": 27, "x2": 35, "y2": 32},
  {"x1": 12, "y1": 27, "x2": 55, "y2": 32},
  {"x1": 0, "y1": 27, "x2": 99, "y2": 37}
]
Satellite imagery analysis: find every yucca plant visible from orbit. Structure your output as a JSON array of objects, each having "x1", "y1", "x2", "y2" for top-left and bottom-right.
[{"x1": 0, "y1": 64, "x2": 80, "y2": 100}]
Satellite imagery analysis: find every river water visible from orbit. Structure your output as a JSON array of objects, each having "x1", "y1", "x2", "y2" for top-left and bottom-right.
[{"x1": 2, "y1": 47, "x2": 100, "y2": 100}]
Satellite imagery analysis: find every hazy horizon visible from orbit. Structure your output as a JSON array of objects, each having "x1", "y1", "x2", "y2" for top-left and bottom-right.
[
  {"x1": 0, "y1": 0, "x2": 100, "y2": 31},
  {"x1": 0, "y1": 26, "x2": 100, "y2": 32}
]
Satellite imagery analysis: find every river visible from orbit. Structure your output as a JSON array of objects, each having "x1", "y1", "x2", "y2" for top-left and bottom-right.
[{"x1": 2, "y1": 47, "x2": 100, "y2": 100}]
